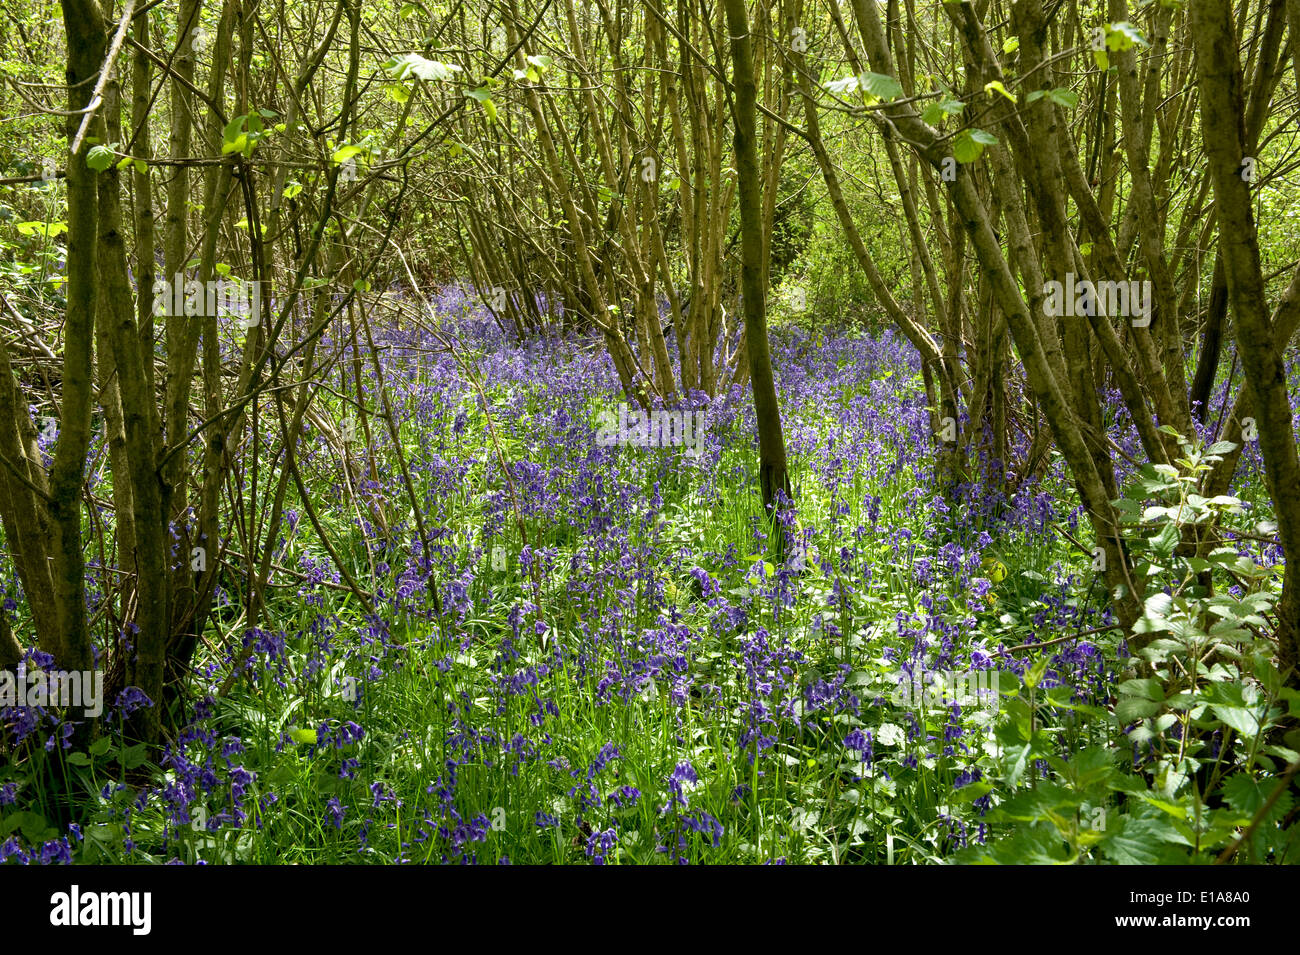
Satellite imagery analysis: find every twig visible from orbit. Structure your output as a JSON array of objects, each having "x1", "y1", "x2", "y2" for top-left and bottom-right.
[
  {"x1": 1005, "y1": 623, "x2": 1123, "y2": 654},
  {"x1": 69, "y1": 0, "x2": 137, "y2": 157}
]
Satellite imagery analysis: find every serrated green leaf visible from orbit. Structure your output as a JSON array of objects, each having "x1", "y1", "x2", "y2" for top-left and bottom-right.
[
  {"x1": 1047, "y1": 87, "x2": 1079, "y2": 108},
  {"x1": 332, "y1": 144, "x2": 364, "y2": 164},
  {"x1": 86, "y1": 144, "x2": 116, "y2": 172},
  {"x1": 953, "y1": 128, "x2": 996, "y2": 163},
  {"x1": 1210, "y1": 705, "x2": 1260, "y2": 737},
  {"x1": 858, "y1": 71, "x2": 903, "y2": 101},
  {"x1": 1100, "y1": 815, "x2": 1185, "y2": 864},
  {"x1": 384, "y1": 54, "x2": 462, "y2": 83}
]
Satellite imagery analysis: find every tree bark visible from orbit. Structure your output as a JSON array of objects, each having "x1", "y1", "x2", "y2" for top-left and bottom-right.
[
  {"x1": 1192, "y1": 0, "x2": 1300, "y2": 685},
  {"x1": 722, "y1": 0, "x2": 792, "y2": 550}
]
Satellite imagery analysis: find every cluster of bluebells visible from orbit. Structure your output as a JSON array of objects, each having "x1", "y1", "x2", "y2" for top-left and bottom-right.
[{"x1": 1, "y1": 294, "x2": 1285, "y2": 865}]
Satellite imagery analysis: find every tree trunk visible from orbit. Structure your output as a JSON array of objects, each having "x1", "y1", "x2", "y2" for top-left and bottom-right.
[
  {"x1": 1192, "y1": 0, "x2": 1300, "y2": 686},
  {"x1": 722, "y1": 0, "x2": 792, "y2": 553}
]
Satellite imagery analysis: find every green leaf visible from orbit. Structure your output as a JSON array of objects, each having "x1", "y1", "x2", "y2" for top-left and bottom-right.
[
  {"x1": 1047, "y1": 87, "x2": 1079, "y2": 108},
  {"x1": 1062, "y1": 746, "x2": 1119, "y2": 789},
  {"x1": 1137, "y1": 791, "x2": 1191, "y2": 821},
  {"x1": 332, "y1": 144, "x2": 364, "y2": 165},
  {"x1": 1002, "y1": 36, "x2": 1020, "y2": 55},
  {"x1": 86, "y1": 144, "x2": 116, "y2": 173},
  {"x1": 1117, "y1": 678, "x2": 1164, "y2": 721},
  {"x1": 1105, "y1": 22, "x2": 1147, "y2": 50},
  {"x1": 16, "y1": 811, "x2": 53, "y2": 844},
  {"x1": 1117, "y1": 697, "x2": 1162, "y2": 721},
  {"x1": 15, "y1": 220, "x2": 68, "y2": 238},
  {"x1": 858, "y1": 71, "x2": 903, "y2": 101},
  {"x1": 1006, "y1": 742, "x2": 1033, "y2": 787},
  {"x1": 1219, "y1": 775, "x2": 1261, "y2": 815},
  {"x1": 1221, "y1": 774, "x2": 1293, "y2": 827},
  {"x1": 921, "y1": 95, "x2": 964, "y2": 125},
  {"x1": 952, "y1": 779, "x2": 993, "y2": 803},
  {"x1": 1100, "y1": 815, "x2": 1185, "y2": 864},
  {"x1": 1149, "y1": 521, "x2": 1179, "y2": 559},
  {"x1": 223, "y1": 116, "x2": 246, "y2": 144},
  {"x1": 953, "y1": 128, "x2": 997, "y2": 163},
  {"x1": 115, "y1": 742, "x2": 149, "y2": 770},
  {"x1": 383, "y1": 54, "x2": 462, "y2": 83},
  {"x1": 1210, "y1": 705, "x2": 1260, "y2": 737},
  {"x1": 464, "y1": 86, "x2": 498, "y2": 122},
  {"x1": 1118, "y1": 680, "x2": 1170, "y2": 701},
  {"x1": 876, "y1": 723, "x2": 904, "y2": 746},
  {"x1": 1023, "y1": 653, "x2": 1051, "y2": 689},
  {"x1": 826, "y1": 71, "x2": 902, "y2": 101},
  {"x1": 960, "y1": 822, "x2": 1072, "y2": 864},
  {"x1": 996, "y1": 784, "x2": 1081, "y2": 824},
  {"x1": 984, "y1": 80, "x2": 1016, "y2": 103}
]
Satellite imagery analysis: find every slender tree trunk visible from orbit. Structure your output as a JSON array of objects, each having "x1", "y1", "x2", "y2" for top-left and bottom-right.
[
  {"x1": 51, "y1": 0, "x2": 105, "y2": 684},
  {"x1": 722, "y1": 0, "x2": 792, "y2": 552},
  {"x1": 1192, "y1": 0, "x2": 1300, "y2": 686}
]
